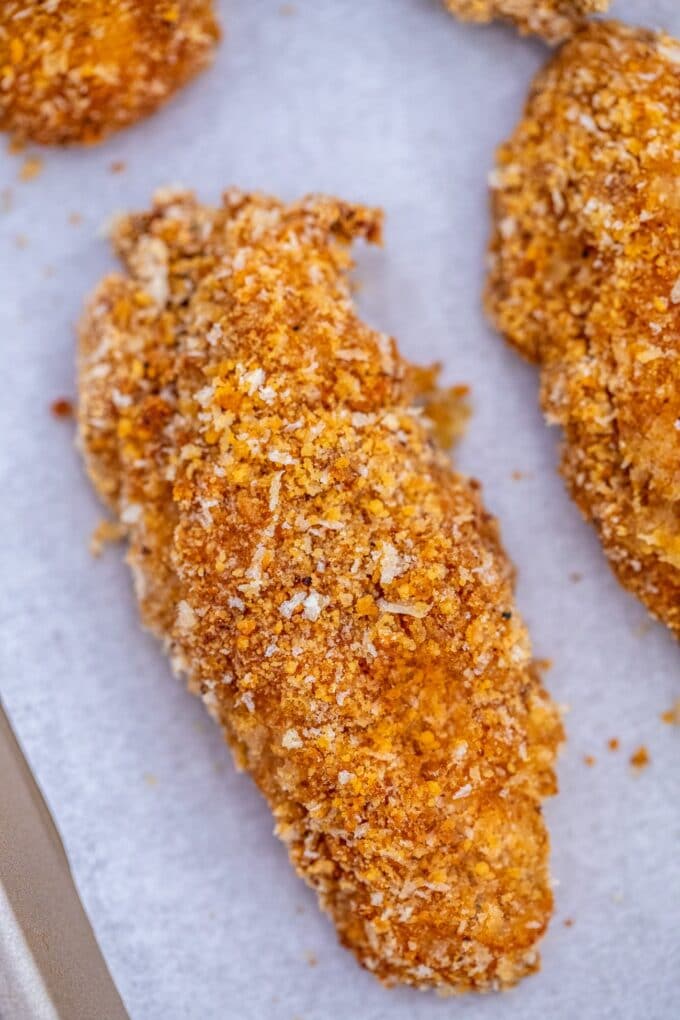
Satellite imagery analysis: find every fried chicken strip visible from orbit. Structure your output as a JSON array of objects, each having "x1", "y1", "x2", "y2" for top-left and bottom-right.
[
  {"x1": 78, "y1": 188, "x2": 562, "y2": 991},
  {"x1": 444, "y1": 1, "x2": 608, "y2": 43},
  {"x1": 0, "y1": 1, "x2": 219, "y2": 145},
  {"x1": 487, "y1": 21, "x2": 680, "y2": 637}
]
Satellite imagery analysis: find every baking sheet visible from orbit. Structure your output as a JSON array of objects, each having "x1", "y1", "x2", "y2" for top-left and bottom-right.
[{"x1": 0, "y1": 1, "x2": 678, "y2": 1017}]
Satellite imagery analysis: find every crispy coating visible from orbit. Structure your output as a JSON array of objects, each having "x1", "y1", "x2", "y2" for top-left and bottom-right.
[
  {"x1": 78, "y1": 188, "x2": 562, "y2": 991},
  {"x1": 444, "y1": 0, "x2": 608, "y2": 43},
  {"x1": 0, "y1": 1, "x2": 219, "y2": 145},
  {"x1": 487, "y1": 21, "x2": 680, "y2": 637}
]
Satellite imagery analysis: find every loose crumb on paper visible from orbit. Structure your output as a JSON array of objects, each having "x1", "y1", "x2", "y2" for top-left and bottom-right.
[
  {"x1": 422, "y1": 383, "x2": 471, "y2": 450},
  {"x1": 19, "y1": 155, "x2": 42, "y2": 181},
  {"x1": 90, "y1": 518, "x2": 126, "y2": 557},
  {"x1": 630, "y1": 746, "x2": 650, "y2": 770},
  {"x1": 51, "y1": 397, "x2": 73, "y2": 419},
  {"x1": 661, "y1": 700, "x2": 680, "y2": 726}
]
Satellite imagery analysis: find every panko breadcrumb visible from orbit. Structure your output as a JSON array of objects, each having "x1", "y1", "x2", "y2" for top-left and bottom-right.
[
  {"x1": 487, "y1": 21, "x2": 680, "y2": 638},
  {"x1": 0, "y1": 1, "x2": 219, "y2": 145},
  {"x1": 444, "y1": 0, "x2": 608, "y2": 43},
  {"x1": 78, "y1": 188, "x2": 562, "y2": 992}
]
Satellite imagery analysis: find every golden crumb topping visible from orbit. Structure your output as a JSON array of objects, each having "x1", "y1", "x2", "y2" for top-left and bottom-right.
[
  {"x1": 0, "y1": 1, "x2": 219, "y2": 144},
  {"x1": 79, "y1": 188, "x2": 562, "y2": 992},
  {"x1": 487, "y1": 21, "x2": 680, "y2": 637},
  {"x1": 444, "y1": 0, "x2": 607, "y2": 44}
]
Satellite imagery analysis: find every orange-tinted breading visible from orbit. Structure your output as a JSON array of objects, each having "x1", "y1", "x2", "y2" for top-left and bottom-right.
[
  {"x1": 0, "y1": 1, "x2": 219, "y2": 145},
  {"x1": 444, "y1": 0, "x2": 607, "y2": 43},
  {"x1": 487, "y1": 21, "x2": 680, "y2": 638},
  {"x1": 78, "y1": 188, "x2": 562, "y2": 992}
]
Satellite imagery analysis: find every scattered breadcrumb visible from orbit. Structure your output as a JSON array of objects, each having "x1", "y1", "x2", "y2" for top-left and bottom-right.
[
  {"x1": 569, "y1": 573, "x2": 582, "y2": 584},
  {"x1": 563, "y1": 918, "x2": 574, "y2": 928},
  {"x1": 143, "y1": 772, "x2": 158, "y2": 787},
  {"x1": 304, "y1": 951, "x2": 318, "y2": 967},
  {"x1": 51, "y1": 398, "x2": 74, "y2": 419},
  {"x1": 90, "y1": 518, "x2": 126, "y2": 556},
  {"x1": 583, "y1": 755, "x2": 596, "y2": 767},
  {"x1": 661, "y1": 700, "x2": 680, "y2": 726},
  {"x1": 78, "y1": 187, "x2": 562, "y2": 993},
  {"x1": 69, "y1": 212, "x2": 83, "y2": 226},
  {"x1": 607, "y1": 738, "x2": 619, "y2": 752},
  {"x1": 418, "y1": 376, "x2": 471, "y2": 450},
  {"x1": 630, "y1": 746, "x2": 650, "y2": 770},
  {"x1": 19, "y1": 155, "x2": 42, "y2": 181},
  {"x1": 14, "y1": 233, "x2": 28, "y2": 249},
  {"x1": 0, "y1": 2, "x2": 220, "y2": 145},
  {"x1": 110, "y1": 161, "x2": 127, "y2": 174},
  {"x1": 444, "y1": 0, "x2": 608, "y2": 44},
  {"x1": 487, "y1": 22, "x2": 680, "y2": 640}
]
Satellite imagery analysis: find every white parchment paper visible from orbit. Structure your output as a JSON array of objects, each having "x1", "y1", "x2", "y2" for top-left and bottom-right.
[{"x1": 1, "y1": 2, "x2": 678, "y2": 1018}]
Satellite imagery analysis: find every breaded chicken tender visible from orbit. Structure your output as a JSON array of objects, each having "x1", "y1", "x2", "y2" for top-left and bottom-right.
[
  {"x1": 444, "y1": 1, "x2": 607, "y2": 43},
  {"x1": 0, "y1": 1, "x2": 219, "y2": 145},
  {"x1": 487, "y1": 21, "x2": 680, "y2": 637},
  {"x1": 78, "y1": 188, "x2": 562, "y2": 991}
]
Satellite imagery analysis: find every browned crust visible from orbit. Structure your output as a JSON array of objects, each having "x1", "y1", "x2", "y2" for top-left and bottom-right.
[
  {"x1": 0, "y1": 1, "x2": 219, "y2": 145},
  {"x1": 487, "y1": 21, "x2": 680, "y2": 637},
  {"x1": 444, "y1": 1, "x2": 608, "y2": 44},
  {"x1": 78, "y1": 188, "x2": 562, "y2": 991}
]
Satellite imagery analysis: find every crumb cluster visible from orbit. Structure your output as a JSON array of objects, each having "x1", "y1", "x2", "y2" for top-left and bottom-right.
[
  {"x1": 487, "y1": 22, "x2": 680, "y2": 638},
  {"x1": 0, "y1": 1, "x2": 219, "y2": 145},
  {"x1": 444, "y1": 0, "x2": 608, "y2": 44},
  {"x1": 78, "y1": 188, "x2": 562, "y2": 992}
]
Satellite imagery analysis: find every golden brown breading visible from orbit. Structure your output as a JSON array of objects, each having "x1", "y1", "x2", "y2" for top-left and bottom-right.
[
  {"x1": 444, "y1": 0, "x2": 607, "y2": 43},
  {"x1": 487, "y1": 21, "x2": 680, "y2": 637},
  {"x1": 78, "y1": 188, "x2": 562, "y2": 991},
  {"x1": 0, "y1": 1, "x2": 219, "y2": 145}
]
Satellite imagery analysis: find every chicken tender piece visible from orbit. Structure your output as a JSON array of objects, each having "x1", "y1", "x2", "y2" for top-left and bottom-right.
[
  {"x1": 0, "y1": 1, "x2": 219, "y2": 145},
  {"x1": 487, "y1": 21, "x2": 680, "y2": 637},
  {"x1": 78, "y1": 188, "x2": 562, "y2": 991},
  {"x1": 444, "y1": 1, "x2": 607, "y2": 43}
]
